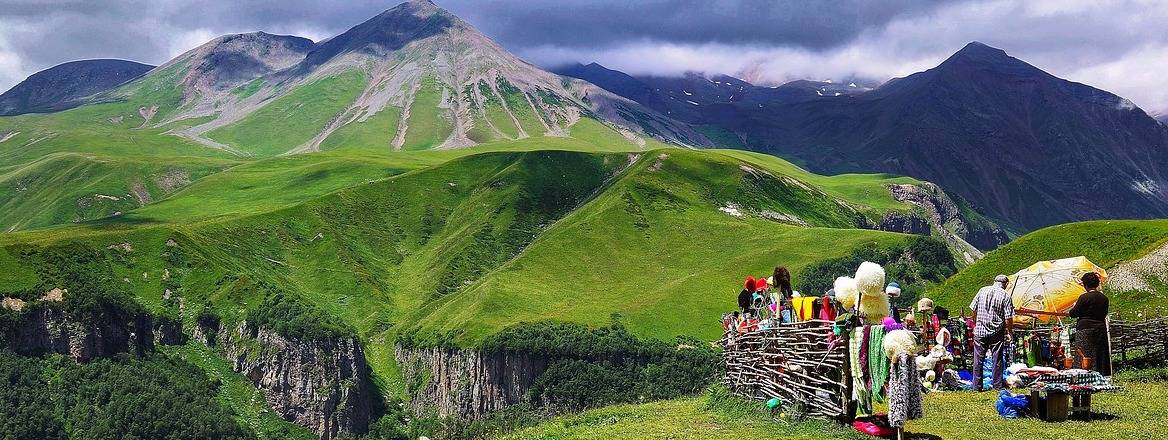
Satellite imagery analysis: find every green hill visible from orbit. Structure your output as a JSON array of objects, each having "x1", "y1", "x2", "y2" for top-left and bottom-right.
[
  {"x1": 929, "y1": 219, "x2": 1168, "y2": 316},
  {"x1": 0, "y1": 147, "x2": 928, "y2": 382}
]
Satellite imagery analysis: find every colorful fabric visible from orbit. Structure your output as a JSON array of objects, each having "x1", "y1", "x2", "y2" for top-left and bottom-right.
[
  {"x1": 861, "y1": 325, "x2": 872, "y2": 388},
  {"x1": 792, "y1": 297, "x2": 816, "y2": 321},
  {"x1": 868, "y1": 325, "x2": 890, "y2": 403},
  {"x1": 850, "y1": 330, "x2": 872, "y2": 415},
  {"x1": 819, "y1": 295, "x2": 837, "y2": 321},
  {"x1": 888, "y1": 354, "x2": 923, "y2": 427}
]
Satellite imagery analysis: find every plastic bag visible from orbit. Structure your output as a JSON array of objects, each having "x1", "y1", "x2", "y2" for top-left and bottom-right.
[{"x1": 995, "y1": 390, "x2": 1029, "y2": 418}]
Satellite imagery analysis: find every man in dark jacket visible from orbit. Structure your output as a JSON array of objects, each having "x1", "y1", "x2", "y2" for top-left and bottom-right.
[{"x1": 1068, "y1": 272, "x2": 1111, "y2": 375}]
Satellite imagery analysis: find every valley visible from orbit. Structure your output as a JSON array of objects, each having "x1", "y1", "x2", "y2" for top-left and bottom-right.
[{"x1": 3, "y1": 1, "x2": 1168, "y2": 439}]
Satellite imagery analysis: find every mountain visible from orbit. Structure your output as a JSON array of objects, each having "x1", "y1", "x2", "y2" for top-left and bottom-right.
[
  {"x1": 111, "y1": 0, "x2": 712, "y2": 156},
  {"x1": 563, "y1": 43, "x2": 1168, "y2": 233},
  {"x1": 1155, "y1": 111, "x2": 1168, "y2": 125},
  {"x1": 0, "y1": 59, "x2": 154, "y2": 115}
]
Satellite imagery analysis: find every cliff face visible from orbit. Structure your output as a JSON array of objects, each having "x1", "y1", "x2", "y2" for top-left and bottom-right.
[
  {"x1": 217, "y1": 322, "x2": 373, "y2": 440},
  {"x1": 1, "y1": 304, "x2": 154, "y2": 362},
  {"x1": 395, "y1": 345, "x2": 548, "y2": 419},
  {"x1": 867, "y1": 183, "x2": 1009, "y2": 263}
]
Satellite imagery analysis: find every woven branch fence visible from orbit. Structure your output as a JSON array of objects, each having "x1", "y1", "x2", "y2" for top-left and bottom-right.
[
  {"x1": 1109, "y1": 317, "x2": 1168, "y2": 364},
  {"x1": 718, "y1": 320, "x2": 849, "y2": 419}
]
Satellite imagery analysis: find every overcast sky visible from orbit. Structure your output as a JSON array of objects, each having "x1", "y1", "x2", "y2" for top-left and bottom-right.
[{"x1": 2, "y1": 0, "x2": 1167, "y2": 114}]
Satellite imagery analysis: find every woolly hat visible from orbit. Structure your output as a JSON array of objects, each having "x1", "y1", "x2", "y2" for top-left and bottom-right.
[
  {"x1": 834, "y1": 276, "x2": 859, "y2": 310},
  {"x1": 754, "y1": 277, "x2": 769, "y2": 291},
  {"x1": 744, "y1": 276, "x2": 756, "y2": 289},
  {"x1": 916, "y1": 297, "x2": 934, "y2": 312},
  {"x1": 883, "y1": 329, "x2": 918, "y2": 360},
  {"x1": 885, "y1": 282, "x2": 902, "y2": 298}
]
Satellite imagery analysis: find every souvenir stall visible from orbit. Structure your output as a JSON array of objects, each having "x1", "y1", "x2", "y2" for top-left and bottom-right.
[
  {"x1": 721, "y1": 261, "x2": 926, "y2": 439},
  {"x1": 1001, "y1": 257, "x2": 1120, "y2": 421}
]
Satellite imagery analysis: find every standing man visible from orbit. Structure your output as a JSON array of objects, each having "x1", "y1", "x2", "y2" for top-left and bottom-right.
[{"x1": 970, "y1": 274, "x2": 1015, "y2": 391}]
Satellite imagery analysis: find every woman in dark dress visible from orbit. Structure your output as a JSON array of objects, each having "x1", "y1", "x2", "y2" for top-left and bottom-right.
[{"x1": 1068, "y1": 272, "x2": 1111, "y2": 375}]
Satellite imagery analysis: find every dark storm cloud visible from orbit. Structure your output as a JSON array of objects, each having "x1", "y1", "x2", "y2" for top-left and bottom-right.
[
  {"x1": 443, "y1": 0, "x2": 955, "y2": 50},
  {"x1": 0, "y1": 0, "x2": 947, "y2": 74}
]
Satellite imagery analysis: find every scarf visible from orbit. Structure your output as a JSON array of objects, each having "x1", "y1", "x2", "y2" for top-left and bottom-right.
[
  {"x1": 849, "y1": 329, "x2": 872, "y2": 416},
  {"x1": 868, "y1": 325, "x2": 890, "y2": 403}
]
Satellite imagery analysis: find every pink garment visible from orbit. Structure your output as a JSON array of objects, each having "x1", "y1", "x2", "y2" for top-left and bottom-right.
[{"x1": 819, "y1": 295, "x2": 837, "y2": 321}]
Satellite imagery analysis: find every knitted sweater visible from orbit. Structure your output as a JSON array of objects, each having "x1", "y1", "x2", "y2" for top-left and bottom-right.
[{"x1": 888, "y1": 354, "x2": 923, "y2": 427}]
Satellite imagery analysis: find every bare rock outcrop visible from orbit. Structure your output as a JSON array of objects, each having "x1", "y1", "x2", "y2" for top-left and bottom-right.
[
  {"x1": 217, "y1": 323, "x2": 373, "y2": 440},
  {"x1": 0, "y1": 304, "x2": 154, "y2": 362},
  {"x1": 865, "y1": 183, "x2": 1009, "y2": 263},
  {"x1": 395, "y1": 345, "x2": 548, "y2": 420}
]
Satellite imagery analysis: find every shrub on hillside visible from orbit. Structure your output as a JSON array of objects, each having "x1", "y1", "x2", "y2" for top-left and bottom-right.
[{"x1": 246, "y1": 288, "x2": 355, "y2": 341}]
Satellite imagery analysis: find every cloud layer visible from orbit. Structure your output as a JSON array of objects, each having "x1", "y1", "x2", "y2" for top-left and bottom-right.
[{"x1": 2, "y1": 0, "x2": 1167, "y2": 113}]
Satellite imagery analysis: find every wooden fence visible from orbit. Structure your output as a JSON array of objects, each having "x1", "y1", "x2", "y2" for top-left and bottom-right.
[
  {"x1": 718, "y1": 320, "x2": 849, "y2": 419},
  {"x1": 1110, "y1": 317, "x2": 1168, "y2": 364}
]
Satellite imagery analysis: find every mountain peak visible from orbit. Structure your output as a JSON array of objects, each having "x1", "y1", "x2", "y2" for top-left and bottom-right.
[
  {"x1": 933, "y1": 41, "x2": 1046, "y2": 78},
  {"x1": 299, "y1": 0, "x2": 463, "y2": 68}
]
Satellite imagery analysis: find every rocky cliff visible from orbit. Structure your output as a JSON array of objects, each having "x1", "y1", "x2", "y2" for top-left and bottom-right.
[
  {"x1": 862, "y1": 182, "x2": 1008, "y2": 263},
  {"x1": 0, "y1": 302, "x2": 154, "y2": 362},
  {"x1": 395, "y1": 345, "x2": 548, "y2": 419},
  {"x1": 215, "y1": 322, "x2": 373, "y2": 440}
]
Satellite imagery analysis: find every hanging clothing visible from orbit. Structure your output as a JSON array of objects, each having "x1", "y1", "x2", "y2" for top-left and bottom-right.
[
  {"x1": 850, "y1": 329, "x2": 873, "y2": 416},
  {"x1": 791, "y1": 297, "x2": 816, "y2": 321},
  {"x1": 868, "y1": 325, "x2": 890, "y2": 403},
  {"x1": 860, "y1": 325, "x2": 872, "y2": 388},
  {"x1": 819, "y1": 295, "x2": 837, "y2": 322},
  {"x1": 888, "y1": 353, "x2": 923, "y2": 427}
]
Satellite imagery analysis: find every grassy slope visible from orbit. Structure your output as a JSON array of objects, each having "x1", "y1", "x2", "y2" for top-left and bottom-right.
[
  {"x1": 407, "y1": 149, "x2": 907, "y2": 344},
  {"x1": 208, "y1": 70, "x2": 369, "y2": 157},
  {"x1": 929, "y1": 220, "x2": 1168, "y2": 315},
  {"x1": 510, "y1": 382, "x2": 1168, "y2": 440},
  {"x1": 401, "y1": 77, "x2": 454, "y2": 151},
  {"x1": 319, "y1": 106, "x2": 403, "y2": 151},
  {"x1": 0, "y1": 148, "x2": 919, "y2": 386},
  {"x1": 0, "y1": 152, "x2": 233, "y2": 231}
]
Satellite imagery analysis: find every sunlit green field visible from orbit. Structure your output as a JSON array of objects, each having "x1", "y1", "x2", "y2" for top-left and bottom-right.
[{"x1": 510, "y1": 380, "x2": 1168, "y2": 440}]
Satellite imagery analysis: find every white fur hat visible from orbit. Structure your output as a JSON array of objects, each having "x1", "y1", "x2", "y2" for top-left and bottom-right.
[
  {"x1": 883, "y1": 329, "x2": 918, "y2": 360},
  {"x1": 834, "y1": 276, "x2": 859, "y2": 310},
  {"x1": 854, "y1": 262, "x2": 886, "y2": 298}
]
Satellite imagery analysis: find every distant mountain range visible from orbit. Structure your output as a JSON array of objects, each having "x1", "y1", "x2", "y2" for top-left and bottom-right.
[
  {"x1": 559, "y1": 42, "x2": 1168, "y2": 232},
  {"x1": 3, "y1": 2, "x2": 1167, "y2": 233},
  {"x1": 0, "y1": 59, "x2": 154, "y2": 116}
]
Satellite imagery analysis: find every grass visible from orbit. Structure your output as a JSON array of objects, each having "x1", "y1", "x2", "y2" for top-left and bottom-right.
[
  {"x1": 480, "y1": 79, "x2": 519, "y2": 139},
  {"x1": 0, "y1": 147, "x2": 922, "y2": 391},
  {"x1": 510, "y1": 381, "x2": 1168, "y2": 439},
  {"x1": 405, "y1": 149, "x2": 909, "y2": 344},
  {"x1": 208, "y1": 70, "x2": 369, "y2": 157},
  {"x1": 319, "y1": 105, "x2": 403, "y2": 151},
  {"x1": 0, "y1": 152, "x2": 233, "y2": 231},
  {"x1": 929, "y1": 220, "x2": 1168, "y2": 315},
  {"x1": 401, "y1": 77, "x2": 454, "y2": 151}
]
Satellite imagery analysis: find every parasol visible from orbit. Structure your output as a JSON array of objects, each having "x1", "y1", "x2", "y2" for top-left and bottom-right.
[{"x1": 1008, "y1": 256, "x2": 1107, "y2": 321}]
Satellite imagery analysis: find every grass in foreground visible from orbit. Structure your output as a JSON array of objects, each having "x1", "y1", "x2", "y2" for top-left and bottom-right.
[{"x1": 510, "y1": 381, "x2": 1168, "y2": 440}]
